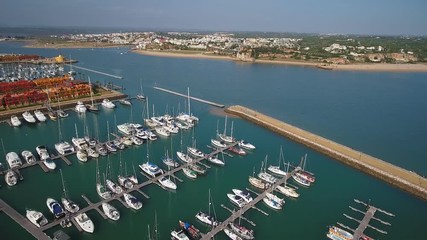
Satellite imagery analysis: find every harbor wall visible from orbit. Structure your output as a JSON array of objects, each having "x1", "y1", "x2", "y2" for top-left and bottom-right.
[{"x1": 225, "y1": 105, "x2": 427, "y2": 200}]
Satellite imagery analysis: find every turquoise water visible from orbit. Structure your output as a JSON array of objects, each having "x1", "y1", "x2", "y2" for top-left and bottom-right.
[{"x1": 1, "y1": 42, "x2": 427, "y2": 239}]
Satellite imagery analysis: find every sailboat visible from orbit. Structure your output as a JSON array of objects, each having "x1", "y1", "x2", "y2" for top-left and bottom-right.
[
  {"x1": 54, "y1": 116, "x2": 75, "y2": 155},
  {"x1": 218, "y1": 115, "x2": 236, "y2": 143},
  {"x1": 60, "y1": 169, "x2": 80, "y2": 213},
  {"x1": 2, "y1": 139, "x2": 18, "y2": 186},
  {"x1": 136, "y1": 79, "x2": 146, "y2": 100},
  {"x1": 144, "y1": 97, "x2": 158, "y2": 128},
  {"x1": 295, "y1": 154, "x2": 316, "y2": 183},
  {"x1": 163, "y1": 139, "x2": 180, "y2": 168},
  {"x1": 118, "y1": 153, "x2": 134, "y2": 189},
  {"x1": 158, "y1": 167, "x2": 177, "y2": 190},
  {"x1": 267, "y1": 146, "x2": 287, "y2": 176},
  {"x1": 195, "y1": 189, "x2": 219, "y2": 227},
  {"x1": 102, "y1": 202, "x2": 120, "y2": 221},
  {"x1": 96, "y1": 160, "x2": 112, "y2": 200},
  {"x1": 258, "y1": 155, "x2": 277, "y2": 184},
  {"x1": 86, "y1": 76, "x2": 99, "y2": 112},
  {"x1": 276, "y1": 162, "x2": 299, "y2": 198},
  {"x1": 105, "y1": 156, "x2": 123, "y2": 194},
  {"x1": 176, "y1": 88, "x2": 199, "y2": 124},
  {"x1": 249, "y1": 167, "x2": 268, "y2": 190}
]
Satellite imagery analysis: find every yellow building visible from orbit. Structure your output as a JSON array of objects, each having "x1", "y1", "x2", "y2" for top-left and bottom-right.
[{"x1": 54, "y1": 55, "x2": 65, "y2": 63}]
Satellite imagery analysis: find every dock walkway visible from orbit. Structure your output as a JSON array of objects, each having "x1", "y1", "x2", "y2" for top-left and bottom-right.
[
  {"x1": 201, "y1": 168, "x2": 297, "y2": 240},
  {"x1": 225, "y1": 105, "x2": 427, "y2": 200},
  {"x1": 153, "y1": 86, "x2": 225, "y2": 108}
]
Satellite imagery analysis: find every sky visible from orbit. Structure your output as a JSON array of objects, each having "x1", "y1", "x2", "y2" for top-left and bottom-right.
[{"x1": 1, "y1": 0, "x2": 426, "y2": 36}]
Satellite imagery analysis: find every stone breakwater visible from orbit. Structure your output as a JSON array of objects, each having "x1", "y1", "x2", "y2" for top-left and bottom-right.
[{"x1": 225, "y1": 105, "x2": 427, "y2": 200}]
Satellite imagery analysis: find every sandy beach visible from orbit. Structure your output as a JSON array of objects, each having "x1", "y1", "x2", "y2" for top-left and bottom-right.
[{"x1": 133, "y1": 49, "x2": 235, "y2": 61}]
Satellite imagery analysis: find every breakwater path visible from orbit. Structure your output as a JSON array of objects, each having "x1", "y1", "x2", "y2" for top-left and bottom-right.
[{"x1": 225, "y1": 105, "x2": 427, "y2": 200}]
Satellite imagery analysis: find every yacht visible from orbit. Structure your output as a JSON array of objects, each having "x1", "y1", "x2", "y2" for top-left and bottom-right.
[
  {"x1": 195, "y1": 211, "x2": 219, "y2": 226},
  {"x1": 175, "y1": 121, "x2": 190, "y2": 130},
  {"x1": 171, "y1": 229, "x2": 190, "y2": 240},
  {"x1": 164, "y1": 123, "x2": 179, "y2": 134},
  {"x1": 248, "y1": 176, "x2": 268, "y2": 189},
  {"x1": 48, "y1": 111, "x2": 57, "y2": 120},
  {"x1": 297, "y1": 170, "x2": 316, "y2": 183},
  {"x1": 34, "y1": 110, "x2": 47, "y2": 122},
  {"x1": 131, "y1": 136, "x2": 143, "y2": 145},
  {"x1": 229, "y1": 222, "x2": 255, "y2": 240},
  {"x1": 266, "y1": 193, "x2": 285, "y2": 205},
  {"x1": 258, "y1": 171, "x2": 277, "y2": 184},
  {"x1": 86, "y1": 103, "x2": 99, "y2": 112},
  {"x1": 263, "y1": 196, "x2": 282, "y2": 210},
  {"x1": 117, "y1": 123, "x2": 134, "y2": 135},
  {"x1": 73, "y1": 213, "x2": 95, "y2": 233},
  {"x1": 123, "y1": 193, "x2": 142, "y2": 210},
  {"x1": 224, "y1": 227, "x2": 243, "y2": 240},
  {"x1": 267, "y1": 165, "x2": 287, "y2": 177},
  {"x1": 96, "y1": 143, "x2": 108, "y2": 156},
  {"x1": 119, "y1": 98, "x2": 132, "y2": 106},
  {"x1": 6, "y1": 152, "x2": 22, "y2": 169},
  {"x1": 96, "y1": 182, "x2": 112, "y2": 200},
  {"x1": 207, "y1": 155, "x2": 225, "y2": 166},
  {"x1": 22, "y1": 111, "x2": 36, "y2": 123},
  {"x1": 179, "y1": 221, "x2": 202, "y2": 239},
  {"x1": 121, "y1": 137, "x2": 133, "y2": 147},
  {"x1": 162, "y1": 151, "x2": 180, "y2": 168},
  {"x1": 21, "y1": 150, "x2": 36, "y2": 164},
  {"x1": 105, "y1": 142, "x2": 117, "y2": 152},
  {"x1": 102, "y1": 202, "x2": 120, "y2": 221},
  {"x1": 292, "y1": 172, "x2": 311, "y2": 187},
  {"x1": 238, "y1": 140, "x2": 256, "y2": 150},
  {"x1": 61, "y1": 197, "x2": 80, "y2": 213},
  {"x1": 154, "y1": 126, "x2": 170, "y2": 137},
  {"x1": 176, "y1": 151, "x2": 193, "y2": 163},
  {"x1": 227, "y1": 193, "x2": 246, "y2": 208},
  {"x1": 5, "y1": 170, "x2": 18, "y2": 186},
  {"x1": 86, "y1": 147, "x2": 99, "y2": 158},
  {"x1": 187, "y1": 147, "x2": 205, "y2": 158},
  {"x1": 35, "y1": 145, "x2": 50, "y2": 161},
  {"x1": 57, "y1": 109, "x2": 69, "y2": 118},
  {"x1": 139, "y1": 162, "x2": 164, "y2": 178},
  {"x1": 232, "y1": 189, "x2": 253, "y2": 203},
  {"x1": 54, "y1": 141, "x2": 75, "y2": 155},
  {"x1": 113, "y1": 139, "x2": 125, "y2": 150},
  {"x1": 75, "y1": 101, "x2": 87, "y2": 113},
  {"x1": 228, "y1": 146, "x2": 246, "y2": 155},
  {"x1": 76, "y1": 149, "x2": 88, "y2": 162},
  {"x1": 136, "y1": 94, "x2": 145, "y2": 101},
  {"x1": 211, "y1": 139, "x2": 227, "y2": 148},
  {"x1": 106, "y1": 179, "x2": 123, "y2": 194},
  {"x1": 10, "y1": 115, "x2": 21, "y2": 127},
  {"x1": 26, "y1": 209, "x2": 48, "y2": 228},
  {"x1": 326, "y1": 225, "x2": 353, "y2": 240},
  {"x1": 46, "y1": 198, "x2": 65, "y2": 219},
  {"x1": 158, "y1": 176, "x2": 177, "y2": 190},
  {"x1": 72, "y1": 137, "x2": 88, "y2": 151},
  {"x1": 118, "y1": 175, "x2": 134, "y2": 189},
  {"x1": 183, "y1": 167, "x2": 197, "y2": 179},
  {"x1": 276, "y1": 184, "x2": 299, "y2": 198},
  {"x1": 102, "y1": 98, "x2": 115, "y2": 109},
  {"x1": 190, "y1": 164, "x2": 206, "y2": 174}
]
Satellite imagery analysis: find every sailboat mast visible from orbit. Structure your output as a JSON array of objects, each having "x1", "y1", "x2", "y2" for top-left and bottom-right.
[
  {"x1": 58, "y1": 116, "x2": 62, "y2": 142},
  {"x1": 187, "y1": 87, "x2": 191, "y2": 115},
  {"x1": 223, "y1": 115, "x2": 228, "y2": 136},
  {"x1": 88, "y1": 76, "x2": 94, "y2": 106},
  {"x1": 74, "y1": 124, "x2": 79, "y2": 138},
  {"x1": 60, "y1": 169, "x2": 67, "y2": 198},
  {"x1": 230, "y1": 121, "x2": 234, "y2": 138}
]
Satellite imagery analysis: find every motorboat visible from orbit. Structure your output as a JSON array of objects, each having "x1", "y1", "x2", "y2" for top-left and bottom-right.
[
  {"x1": 139, "y1": 162, "x2": 164, "y2": 178},
  {"x1": 6, "y1": 152, "x2": 22, "y2": 169},
  {"x1": 102, "y1": 202, "x2": 120, "y2": 221},
  {"x1": 48, "y1": 111, "x2": 57, "y2": 120},
  {"x1": 232, "y1": 189, "x2": 253, "y2": 203},
  {"x1": 73, "y1": 213, "x2": 94, "y2": 233},
  {"x1": 248, "y1": 176, "x2": 267, "y2": 190},
  {"x1": 266, "y1": 193, "x2": 285, "y2": 205},
  {"x1": 131, "y1": 136, "x2": 143, "y2": 145},
  {"x1": 34, "y1": 110, "x2": 47, "y2": 122},
  {"x1": 54, "y1": 141, "x2": 75, "y2": 155},
  {"x1": 35, "y1": 145, "x2": 50, "y2": 161},
  {"x1": 189, "y1": 164, "x2": 206, "y2": 174},
  {"x1": 238, "y1": 140, "x2": 255, "y2": 150},
  {"x1": 22, "y1": 111, "x2": 36, "y2": 123},
  {"x1": 57, "y1": 109, "x2": 69, "y2": 118},
  {"x1": 276, "y1": 184, "x2": 299, "y2": 198},
  {"x1": 207, "y1": 155, "x2": 225, "y2": 166},
  {"x1": 187, "y1": 147, "x2": 205, "y2": 158},
  {"x1": 5, "y1": 170, "x2": 18, "y2": 186},
  {"x1": 123, "y1": 193, "x2": 142, "y2": 210},
  {"x1": 326, "y1": 225, "x2": 353, "y2": 240},
  {"x1": 136, "y1": 94, "x2": 145, "y2": 101},
  {"x1": 179, "y1": 220, "x2": 201, "y2": 239},
  {"x1": 292, "y1": 172, "x2": 311, "y2": 187},
  {"x1": 158, "y1": 176, "x2": 177, "y2": 190},
  {"x1": 26, "y1": 209, "x2": 48, "y2": 228},
  {"x1": 145, "y1": 130, "x2": 157, "y2": 141},
  {"x1": 102, "y1": 98, "x2": 115, "y2": 109},
  {"x1": 75, "y1": 101, "x2": 87, "y2": 113},
  {"x1": 171, "y1": 229, "x2": 190, "y2": 240},
  {"x1": 211, "y1": 139, "x2": 227, "y2": 148},
  {"x1": 106, "y1": 179, "x2": 123, "y2": 194},
  {"x1": 21, "y1": 150, "x2": 36, "y2": 164},
  {"x1": 43, "y1": 158, "x2": 56, "y2": 170},
  {"x1": 224, "y1": 227, "x2": 243, "y2": 240},
  {"x1": 258, "y1": 172, "x2": 277, "y2": 184},
  {"x1": 61, "y1": 197, "x2": 80, "y2": 213},
  {"x1": 263, "y1": 196, "x2": 282, "y2": 210},
  {"x1": 46, "y1": 198, "x2": 65, "y2": 219},
  {"x1": 229, "y1": 222, "x2": 254, "y2": 240},
  {"x1": 227, "y1": 193, "x2": 246, "y2": 208},
  {"x1": 183, "y1": 167, "x2": 197, "y2": 179},
  {"x1": 76, "y1": 149, "x2": 88, "y2": 162},
  {"x1": 195, "y1": 211, "x2": 219, "y2": 226},
  {"x1": 96, "y1": 183, "x2": 112, "y2": 200},
  {"x1": 228, "y1": 146, "x2": 246, "y2": 155},
  {"x1": 176, "y1": 151, "x2": 193, "y2": 163},
  {"x1": 155, "y1": 126, "x2": 170, "y2": 137},
  {"x1": 119, "y1": 98, "x2": 132, "y2": 106},
  {"x1": 10, "y1": 115, "x2": 21, "y2": 127}
]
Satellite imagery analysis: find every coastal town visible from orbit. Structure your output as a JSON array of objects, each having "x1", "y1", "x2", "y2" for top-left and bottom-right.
[{"x1": 4, "y1": 31, "x2": 425, "y2": 66}]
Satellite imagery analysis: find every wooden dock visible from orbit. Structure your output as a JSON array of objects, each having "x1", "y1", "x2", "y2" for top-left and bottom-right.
[
  {"x1": 0, "y1": 198, "x2": 50, "y2": 240},
  {"x1": 153, "y1": 86, "x2": 225, "y2": 108},
  {"x1": 352, "y1": 206, "x2": 377, "y2": 239},
  {"x1": 201, "y1": 168, "x2": 298, "y2": 240},
  {"x1": 225, "y1": 105, "x2": 427, "y2": 200}
]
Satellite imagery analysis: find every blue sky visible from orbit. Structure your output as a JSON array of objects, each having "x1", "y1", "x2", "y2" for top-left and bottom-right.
[{"x1": 1, "y1": 0, "x2": 426, "y2": 35}]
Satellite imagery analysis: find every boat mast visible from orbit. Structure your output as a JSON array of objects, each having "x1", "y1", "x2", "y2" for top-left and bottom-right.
[
  {"x1": 88, "y1": 76, "x2": 94, "y2": 107},
  {"x1": 60, "y1": 169, "x2": 68, "y2": 199},
  {"x1": 223, "y1": 115, "x2": 228, "y2": 136},
  {"x1": 107, "y1": 121, "x2": 110, "y2": 142},
  {"x1": 187, "y1": 87, "x2": 191, "y2": 116},
  {"x1": 57, "y1": 115, "x2": 62, "y2": 142},
  {"x1": 74, "y1": 124, "x2": 79, "y2": 138},
  {"x1": 230, "y1": 121, "x2": 234, "y2": 139}
]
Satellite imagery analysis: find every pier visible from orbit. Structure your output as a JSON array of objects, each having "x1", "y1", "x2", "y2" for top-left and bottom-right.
[
  {"x1": 153, "y1": 86, "x2": 225, "y2": 108},
  {"x1": 66, "y1": 64, "x2": 123, "y2": 79},
  {"x1": 201, "y1": 168, "x2": 298, "y2": 240},
  {"x1": 225, "y1": 105, "x2": 427, "y2": 200}
]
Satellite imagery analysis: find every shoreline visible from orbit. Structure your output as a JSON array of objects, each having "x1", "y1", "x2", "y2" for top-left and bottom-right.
[
  {"x1": 134, "y1": 50, "x2": 427, "y2": 73},
  {"x1": 23, "y1": 40, "x2": 129, "y2": 49}
]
